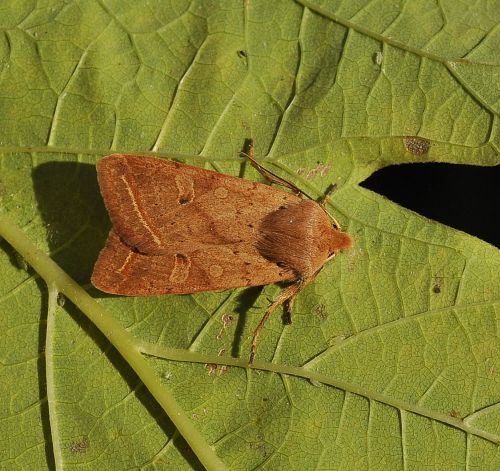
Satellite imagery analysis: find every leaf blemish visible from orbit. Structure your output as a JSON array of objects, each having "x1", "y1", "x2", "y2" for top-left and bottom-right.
[{"x1": 404, "y1": 136, "x2": 431, "y2": 155}]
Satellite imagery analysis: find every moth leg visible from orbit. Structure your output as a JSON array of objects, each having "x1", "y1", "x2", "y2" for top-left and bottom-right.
[
  {"x1": 249, "y1": 277, "x2": 310, "y2": 365},
  {"x1": 241, "y1": 138, "x2": 305, "y2": 197},
  {"x1": 283, "y1": 295, "x2": 296, "y2": 325}
]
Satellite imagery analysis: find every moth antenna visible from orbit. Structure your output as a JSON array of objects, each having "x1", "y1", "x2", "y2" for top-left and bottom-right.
[
  {"x1": 240, "y1": 138, "x2": 305, "y2": 197},
  {"x1": 318, "y1": 183, "x2": 342, "y2": 229},
  {"x1": 318, "y1": 183, "x2": 337, "y2": 206},
  {"x1": 249, "y1": 277, "x2": 312, "y2": 365},
  {"x1": 242, "y1": 139, "x2": 344, "y2": 230},
  {"x1": 241, "y1": 138, "x2": 344, "y2": 229}
]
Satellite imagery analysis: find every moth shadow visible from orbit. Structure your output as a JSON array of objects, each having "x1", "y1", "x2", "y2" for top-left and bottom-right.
[
  {"x1": 32, "y1": 269, "x2": 54, "y2": 467},
  {"x1": 33, "y1": 162, "x2": 203, "y2": 466},
  {"x1": 2, "y1": 242, "x2": 53, "y2": 463},
  {"x1": 232, "y1": 286, "x2": 264, "y2": 357},
  {"x1": 32, "y1": 161, "x2": 110, "y2": 287}
]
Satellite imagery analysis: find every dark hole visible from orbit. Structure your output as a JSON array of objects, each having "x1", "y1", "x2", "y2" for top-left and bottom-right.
[
  {"x1": 361, "y1": 163, "x2": 499, "y2": 248},
  {"x1": 277, "y1": 261, "x2": 287, "y2": 268},
  {"x1": 179, "y1": 198, "x2": 191, "y2": 205}
]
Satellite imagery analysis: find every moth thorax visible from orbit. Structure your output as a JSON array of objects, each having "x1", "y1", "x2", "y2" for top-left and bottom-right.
[{"x1": 257, "y1": 200, "x2": 350, "y2": 278}]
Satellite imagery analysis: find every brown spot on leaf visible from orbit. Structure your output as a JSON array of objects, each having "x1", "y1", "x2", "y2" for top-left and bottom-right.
[
  {"x1": 315, "y1": 303, "x2": 328, "y2": 320},
  {"x1": 69, "y1": 437, "x2": 89, "y2": 454},
  {"x1": 404, "y1": 136, "x2": 431, "y2": 155}
]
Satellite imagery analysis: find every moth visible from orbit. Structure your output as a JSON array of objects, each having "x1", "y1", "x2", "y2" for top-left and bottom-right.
[{"x1": 92, "y1": 144, "x2": 352, "y2": 363}]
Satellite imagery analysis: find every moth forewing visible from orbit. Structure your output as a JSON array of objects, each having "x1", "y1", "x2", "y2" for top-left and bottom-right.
[
  {"x1": 92, "y1": 153, "x2": 352, "y2": 363},
  {"x1": 92, "y1": 154, "x2": 304, "y2": 294}
]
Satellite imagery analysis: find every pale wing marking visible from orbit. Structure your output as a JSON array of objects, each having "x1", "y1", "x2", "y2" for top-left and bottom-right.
[
  {"x1": 169, "y1": 253, "x2": 191, "y2": 283},
  {"x1": 116, "y1": 251, "x2": 133, "y2": 273},
  {"x1": 120, "y1": 174, "x2": 162, "y2": 247}
]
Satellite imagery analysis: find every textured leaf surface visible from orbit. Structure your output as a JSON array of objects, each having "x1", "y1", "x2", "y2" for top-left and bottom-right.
[{"x1": 0, "y1": 1, "x2": 499, "y2": 470}]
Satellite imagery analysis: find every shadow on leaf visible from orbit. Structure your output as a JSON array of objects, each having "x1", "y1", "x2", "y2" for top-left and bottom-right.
[{"x1": 32, "y1": 161, "x2": 109, "y2": 285}]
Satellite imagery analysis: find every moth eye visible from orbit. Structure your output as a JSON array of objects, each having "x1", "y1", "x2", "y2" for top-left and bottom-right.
[{"x1": 276, "y1": 261, "x2": 287, "y2": 268}]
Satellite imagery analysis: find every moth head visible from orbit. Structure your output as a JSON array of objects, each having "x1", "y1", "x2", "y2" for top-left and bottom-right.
[
  {"x1": 312, "y1": 210, "x2": 352, "y2": 269},
  {"x1": 324, "y1": 225, "x2": 352, "y2": 260}
]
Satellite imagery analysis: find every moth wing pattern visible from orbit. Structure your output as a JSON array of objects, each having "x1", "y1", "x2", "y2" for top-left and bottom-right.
[
  {"x1": 93, "y1": 231, "x2": 298, "y2": 295},
  {"x1": 92, "y1": 154, "x2": 302, "y2": 295}
]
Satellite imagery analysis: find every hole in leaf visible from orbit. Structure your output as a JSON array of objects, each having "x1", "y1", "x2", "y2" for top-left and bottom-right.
[{"x1": 361, "y1": 163, "x2": 499, "y2": 248}]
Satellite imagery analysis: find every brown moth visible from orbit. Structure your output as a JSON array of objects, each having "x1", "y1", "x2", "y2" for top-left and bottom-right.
[{"x1": 91, "y1": 145, "x2": 352, "y2": 363}]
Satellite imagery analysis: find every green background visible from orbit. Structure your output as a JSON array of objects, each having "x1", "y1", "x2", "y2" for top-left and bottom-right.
[{"x1": 0, "y1": 1, "x2": 498, "y2": 469}]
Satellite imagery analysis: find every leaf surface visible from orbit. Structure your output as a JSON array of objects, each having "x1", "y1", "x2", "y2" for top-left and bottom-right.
[{"x1": 0, "y1": 1, "x2": 498, "y2": 469}]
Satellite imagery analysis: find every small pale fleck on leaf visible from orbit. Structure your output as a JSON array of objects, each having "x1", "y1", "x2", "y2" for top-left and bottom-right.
[
  {"x1": 373, "y1": 51, "x2": 383, "y2": 65},
  {"x1": 310, "y1": 378, "x2": 322, "y2": 387}
]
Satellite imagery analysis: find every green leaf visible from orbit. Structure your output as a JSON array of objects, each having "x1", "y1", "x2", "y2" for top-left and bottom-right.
[{"x1": 0, "y1": 1, "x2": 498, "y2": 470}]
